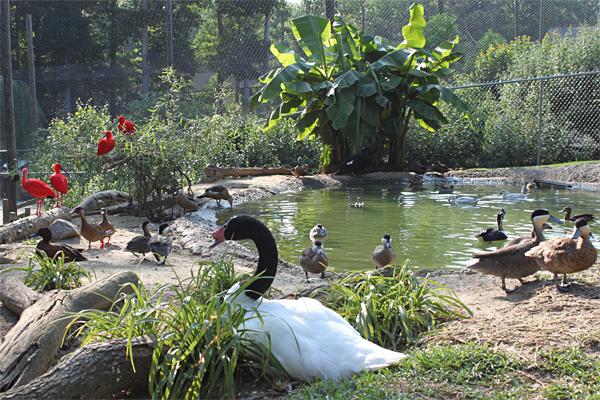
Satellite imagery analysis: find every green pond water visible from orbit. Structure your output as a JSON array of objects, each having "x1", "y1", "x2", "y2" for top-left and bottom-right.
[{"x1": 216, "y1": 184, "x2": 600, "y2": 271}]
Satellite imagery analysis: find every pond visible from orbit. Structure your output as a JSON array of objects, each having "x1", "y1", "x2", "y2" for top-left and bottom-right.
[{"x1": 216, "y1": 184, "x2": 600, "y2": 272}]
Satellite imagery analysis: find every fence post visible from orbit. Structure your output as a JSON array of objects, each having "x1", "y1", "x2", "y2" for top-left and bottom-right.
[
  {"x1": 536, "y1": 79, "x2": 544, "y2": 165},
  {"x1": 26, "y1": 14, "x2": 38, "y2": 147}
]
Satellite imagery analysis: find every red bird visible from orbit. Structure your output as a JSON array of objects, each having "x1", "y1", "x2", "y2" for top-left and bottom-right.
[
  {"x1": 117, "y1": 115, "x2": 136, "y2": 135},
  {"x1": 49, "y1": 163, "x2": 68, "y2": 208},
  {"x1": 97, "y1": 130, "x2": 115, "y2": 156},
  {"x1": 21, "y1": 167, "x2": 56, "y2": 216}
]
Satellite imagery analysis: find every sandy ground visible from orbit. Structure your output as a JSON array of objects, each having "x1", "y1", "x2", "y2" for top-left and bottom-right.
[{"x1": 1, "y1": 167, "x2": 600, "y2": 380}]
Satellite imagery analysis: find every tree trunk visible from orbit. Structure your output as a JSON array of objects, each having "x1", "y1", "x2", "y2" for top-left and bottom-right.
[
  {"x1": 0, "y1": 271, "x2": 139, "y2": 392},
  {"x1": 0, "y1": 338, "x2": 154, "y2": 400},
  {"x1": 0, "y1": 207, "x2": 72, "y2": 244},
  {"x1": 0, "y1": 273, "x2": 40, "y2": 316},
  {"x1": 74, "y1": 190, "x2": 131, "y2": 213}
]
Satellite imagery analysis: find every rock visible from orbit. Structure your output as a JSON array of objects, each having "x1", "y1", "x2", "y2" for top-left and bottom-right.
[{"x1": 50, "y1": 219, "x2": 80, "y2": 240}]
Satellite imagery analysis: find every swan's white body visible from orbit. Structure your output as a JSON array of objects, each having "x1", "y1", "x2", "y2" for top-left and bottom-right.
[
  {"x1": 448, "y1": 195, "x2": 478, "y2": 205},
  {"x1": 225, "y1": 283, "x2": 406, "y2": 381}
]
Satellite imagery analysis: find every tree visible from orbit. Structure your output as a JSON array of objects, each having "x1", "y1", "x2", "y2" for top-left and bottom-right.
[{"x1": 252, "y1": 3, "x2": 467, "y2": 170}]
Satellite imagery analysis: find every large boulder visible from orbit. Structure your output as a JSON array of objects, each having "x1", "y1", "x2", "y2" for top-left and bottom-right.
[{"x1": 50, "y1": 219, "x2": 80, "y2": 240}]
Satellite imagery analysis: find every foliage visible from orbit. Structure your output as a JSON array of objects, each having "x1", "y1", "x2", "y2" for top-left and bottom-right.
[
  {"x1": 321, "y1": 263, "x2": 471, "y2": 350},
  {"x1": 69, "y1": 260, "x2": 285, "y2": 399},
  {"x1": 253, "y1": 4, "x2": 467, "y2": 170},
  {"x1": 17, "y1": 252, "x2": 92, "y2": 292}
]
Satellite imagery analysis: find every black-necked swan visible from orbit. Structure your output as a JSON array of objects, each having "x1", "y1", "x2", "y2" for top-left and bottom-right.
[{"x1": 210, "y1": 215, "x2": 406, "y2": 381}]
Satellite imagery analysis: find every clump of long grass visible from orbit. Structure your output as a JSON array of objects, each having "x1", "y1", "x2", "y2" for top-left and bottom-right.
[
  {"x1": 68, "y1": 259, "x2": 284, "y2": 399},
  {"x1": 322, "y1": 263, "x2": 472, "y2": 350},
  {"x1": 18, "y1": 253, "x2": 92, "y2": 291}
]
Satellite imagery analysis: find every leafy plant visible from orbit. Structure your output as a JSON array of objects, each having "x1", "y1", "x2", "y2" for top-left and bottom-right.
[
  {"x1": 19, "y1": 253, "x2": 92, "y2": 292},
  {"x1": 321, "y1": 263, "x2": 471, "y2": 350},
  {"x1": 252, "y1": 3, "x2": 468, "y2": 170},
  {"x1": 69, "y1": 260, "x2": 285, "y2": 399}
]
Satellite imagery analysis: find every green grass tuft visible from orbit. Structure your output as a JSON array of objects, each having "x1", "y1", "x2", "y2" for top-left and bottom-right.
[
  {"x1": 13, "y1": 252, "x2": 92, "y2": 291},
  {"x1": 321, "y1": 263, "x2": 472, "y2": 350}
]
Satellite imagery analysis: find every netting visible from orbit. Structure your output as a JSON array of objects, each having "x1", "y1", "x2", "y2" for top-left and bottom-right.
[{"x1": 4, "y1": 0, "x2": 600, "y2": 165}]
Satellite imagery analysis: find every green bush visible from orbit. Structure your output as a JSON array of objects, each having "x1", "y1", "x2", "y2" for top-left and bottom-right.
[
  {"x1": 19, "y1": 253, "x2": 92, "y2": 292},
  {"x1": 321, "y1": 263, "x2": 471, "y2": 350}
]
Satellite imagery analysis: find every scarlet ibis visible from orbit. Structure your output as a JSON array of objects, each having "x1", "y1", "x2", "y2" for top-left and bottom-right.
[
  {"x1": 21, "y1": 167, "x2": 56, "y2": 216},
  {"x1": 97, "y1": 130, "x2": 115, "y2": 156},
  {"x1": 49, "y1": 163, "x2": 68, "y2": 208},
  {"x1": 117, "y1": 115, "x2": 136, "y2": 135}
]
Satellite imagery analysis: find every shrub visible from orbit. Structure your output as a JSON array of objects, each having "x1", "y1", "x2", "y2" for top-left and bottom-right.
[
  {"x1": 20, "y1": 253, "x2": 92, "y2": 291},
  {"x1": 321, "y1": 263, "x2": 471, "y2": 350}
]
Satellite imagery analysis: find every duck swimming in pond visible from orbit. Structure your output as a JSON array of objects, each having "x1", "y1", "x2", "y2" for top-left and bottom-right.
[
  {"x1": 210, "y1": 215, "x2": 406, "y2": 381},
  {"x1": 351, "y1": 197, "x2": 364, "y2": 208},
  {"x1": 500, "y1": 191, "x2": 527, "y2": 201},
  {"x1": 476, "y1": 209, "x2": 508, "y2": 242},
  {"x1": 448, "y1": 195, "x2": 478, "y2": 205},
  {"x1": 525, "y1": 218, "x2": 597, "y2": 292},
  {"x1": 560, "y1": 207, "x2": 593, "y2": 223}
]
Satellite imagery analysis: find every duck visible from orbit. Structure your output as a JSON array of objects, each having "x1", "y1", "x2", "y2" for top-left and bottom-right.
[
  {"x1": 209, "y1": 215, "x2": 406, "y2": 381},
  {"x1": 560, "y1": 207, "x2": 593, "y2": 222},
  {"x1": 99, "y1": 208, "x2": 116, "y2": 246},
  {"x1": 292, "y1": 157, "x2": 309, "y2": 178},
  {"x1": 125, "y1": 221, "x2": 152, "y2": 257},
  {"x1": 175, "y1": 187, "x2": 200, "y2": 212},
  {"x1": 34, "y1": 228, "x2": 86, "y2": 262},
  {"x1": 438, "y1": 184, "x2": 454, "y2": 194},
  {"x1": 299, "y1": 240, "x2": 328, "y2": 281},
  {"x1": 430, "y1": 160, "x2": 450, "y2": 174},
  {"x1": 500, "y1": 191, "x2": 527, "y2": 201},
  {"x1": 309, "y1": 224, "x2": 327, "y2": 243},
  {"x1": 525, "y1": 218, "x2": 597, "y2": 292},
  {"x1": 448, "y1": 195, "x2": 478, "y2": 205},
  {"x1": 371, "y1": 234, "x2": 396, "y2": 269},
  {"x1": 71, "y1": 207, "x2": 113, "y2": 250},
  {"x1": 476, "y1": 209, "x2": 508, "y2": 242},
  {"x1": 197, "y1": 185, "x2": 233, "y2": 208},
  {"x1": 351, "y1": 197, "x2": 364, "y2": 208},
  {"x1": 468, "y1": 209, "x2": 563, "y2": 293},
  {"x1": 408, "y1": 161, "x2": 427, "y2": 175},
  {"x1": 521, "y1": 182, "x2": 536, "y2": 193},
  {"x1": 149, "y1": 223, "x2": 173, "y2": 264}
]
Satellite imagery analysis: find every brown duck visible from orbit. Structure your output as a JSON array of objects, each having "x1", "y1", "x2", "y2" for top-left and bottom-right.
[
  {"x1": 292, "y1": 157, "x2": 309, "y2": 178},
  {"x1": 468, "y1": 209, "x2": 563, "y2": 293},
  {"x1": 197, "y1": 185, "x2": 233, "y2": 208},
  {"x1": 299, "y1": 240, "x2": 328, "y2": 281},
  {"x1": 371, "y1": 234, "x2": 396, "y2": 268},
  {"x1": 560, "y1": 207, "x2": 594, "y2": 222},
  {"x1": 504, "y1": 222, "x2": 552, "y2": 247},
  {"x1": 99, "y1": 208, "x2": 116, "y2": 245},
  {"x1": 35, "y1": 227, "x2": 86, "y2": 262},
  {"x1": 526, "y1": 218, "x2": 597, "y2": 292},
  {"x1": 175, "y1": 187, "x2": 199, "y2": 212},
  {"x1": 72, "y1": 207, "x2": 113, "y2": 250}
]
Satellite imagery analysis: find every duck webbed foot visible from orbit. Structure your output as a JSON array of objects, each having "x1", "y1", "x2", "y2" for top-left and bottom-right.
[
  {"x1": 555, "y1": 273, "x2": 572, "y2": 293},
  {"x1": 501, "y1": 276, "x2": 521, "y2": 294}
]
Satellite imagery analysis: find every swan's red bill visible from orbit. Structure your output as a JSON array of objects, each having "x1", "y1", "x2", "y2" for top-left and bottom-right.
[{"x1": 209, "y1": 226, "x2": 225, "y2": 249}]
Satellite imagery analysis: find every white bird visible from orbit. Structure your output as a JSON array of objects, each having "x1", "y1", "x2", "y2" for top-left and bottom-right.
[
  {"x1": 351, "y1": 197, "x2": 364, "y2": 208},
  {"x1": 448, "y1": 195, "x2": 478, "y2": 205},
  {"x1": 210, "y1": 216, "x2": 406, "y2": 382},
  {"x1": 500, "y1": 191, "x2": 527, "y2": 201},
  {"x1": 309, "y1": 224, "x2": 328, "y2": 243}
]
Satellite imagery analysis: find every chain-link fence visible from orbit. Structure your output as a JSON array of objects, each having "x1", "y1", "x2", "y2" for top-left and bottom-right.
[{"x1": 3, "y1": 0, "x2": 600, "y2": 167}]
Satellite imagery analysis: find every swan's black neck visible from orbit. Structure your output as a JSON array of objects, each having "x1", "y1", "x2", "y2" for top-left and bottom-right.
[
  {"x1": 496, "y1": 214, "x2": 504, "y2": 231},
  {"x1": 245, "y1": 223, "x2": 278, "y2": 299}
]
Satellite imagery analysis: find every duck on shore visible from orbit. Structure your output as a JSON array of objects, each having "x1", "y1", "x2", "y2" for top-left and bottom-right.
[
  {"x1": 125, "y1": 221, "x2": 152, "y2": 258},
  {"x1": 99, "y1": 208, "x2": 116, "y2": 246},
  {"x1": 371, "y1": 234, "x2": 396, "y2": 269},
  {"x1": 149, "y1": 223, "x2": 173, "y2": 264},
  {"x1": 34, "y1": 228, "x2": 86, "y2": 262},
  {"x1": 71, "y1": 207, "x2": 113, "y2": 250},
  {"x1": 299, "y1": 240, "x2": 328, "y2": 281},
  {"x1": 197, "y1": 185, "x2": 233, "y2": 208}
]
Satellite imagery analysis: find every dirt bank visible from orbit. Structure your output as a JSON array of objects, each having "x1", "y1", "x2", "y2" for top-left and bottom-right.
[{"x1": 448, "y1": 161, "x2": 600, "y2": 190}]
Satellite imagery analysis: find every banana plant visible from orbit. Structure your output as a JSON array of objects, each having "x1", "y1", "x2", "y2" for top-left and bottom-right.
[{"x1": 251, "y1": 3, "x2": 468, "y2": 170}]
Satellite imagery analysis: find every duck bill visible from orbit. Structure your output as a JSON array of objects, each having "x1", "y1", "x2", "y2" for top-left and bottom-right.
[
  {"x1": 572, "y1": 228, "x2": 581, "y2": 239},
  {"x1": 548, "y1": 215, "x2": 564, "y2": 225},
  {"x1": 60, "y1": 165, "x2": 71, "y2": 178},
  {"x1": 209, "y1": 226, "x2": 225, "y2": 249}
]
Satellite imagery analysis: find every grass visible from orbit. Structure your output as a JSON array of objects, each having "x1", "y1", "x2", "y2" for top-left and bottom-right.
[
  {"x1": 68, "y1": 259, "x2": 284, "y2": 399},
  {"x1": 289, "y1": 344, "x2": 600, "y2": 400},
  {"x1": 321, "y1": 263, "x2": 472, "y2": 350},
  {"x1": 459, "y1": 159, "x2": 600, "y2": 172},
  {"x1": 11, "y1": 252, "x2": 93, "y2": 291}
]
